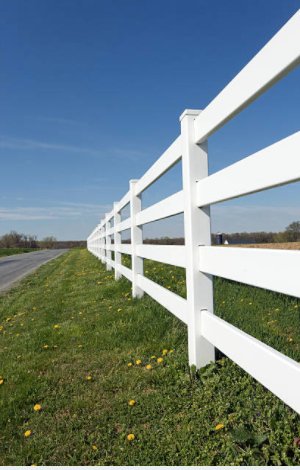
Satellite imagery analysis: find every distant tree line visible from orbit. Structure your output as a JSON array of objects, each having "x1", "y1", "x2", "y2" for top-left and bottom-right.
[
  {"x1": 0, "y1": 231, "x2": 86, "y2": 249},
  {"x1": 2, "y1": 221, "x2": 300, "y2": 250},
  {"x1": 142, "y1": 221, "x2": 300, "y2": 245}
]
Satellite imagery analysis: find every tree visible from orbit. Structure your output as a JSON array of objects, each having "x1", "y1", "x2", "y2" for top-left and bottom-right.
[
  {"x1": 284, "y1": 221, "x2": 300, "y2": 242},
  {"x1": 41, "y1": 236, "x2": 57, "y2": 249}
]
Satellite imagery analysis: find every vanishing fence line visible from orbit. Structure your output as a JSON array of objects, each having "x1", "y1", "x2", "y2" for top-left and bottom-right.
[{"x1": 88, "y1": 10, "x2": 300, "y2": 414}]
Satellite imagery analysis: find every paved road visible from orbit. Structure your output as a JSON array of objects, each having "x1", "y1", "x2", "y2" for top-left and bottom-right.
[{"x1": 0, "y1": 249, "x2": 68, "y2": 293}]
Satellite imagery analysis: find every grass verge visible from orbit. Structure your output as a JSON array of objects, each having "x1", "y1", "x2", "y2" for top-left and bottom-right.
[
  {"x1": 0, "y1": 249, "x2": 299, "y2": 465},
  {"x1": 0, "y1": 248, "x2": 39, "y2": 258}
]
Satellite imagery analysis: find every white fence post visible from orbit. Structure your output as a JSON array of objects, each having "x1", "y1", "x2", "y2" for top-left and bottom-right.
[
  {"x1": 96, "y1": 226, "x2": 99, "y2": 258},
  {"x1": 105, "y1": 214, "x2": 112, "y2": 271},
  {"x1": 114, "y1": 202, "x2": 122, "y2": 280},
  {"x1": 101, "y1": 224, "x2": 105, "y2": 263},
  {"x1": 180, "y1": 109, "x2": 215, "y2": 369},
  {"x1": 130, "y1": 179, "x2": 144, "y2": 298}
]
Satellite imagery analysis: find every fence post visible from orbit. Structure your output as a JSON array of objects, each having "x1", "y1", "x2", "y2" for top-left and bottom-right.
[
  {"x1": 129, "y1": 179, "x2": 144, "y2": 298},
  {"x1": 114, "y1": 202, "x2": 122, "y2": 280},
  {"x1": 180, "y1": 109, "x2": 215, "y2": 369},
  {"x1": 105, "y1": 214, "x2": 112, "y2": 270},
  {"x1": 96, "y1": 226, "x2": 99, "y2": 258},
  {"x1": 100, "y1": 225, "x2": 104, "y2": 263},
  {"x1": 97, "y1": 225, "x2": 100, "y2": 260}
]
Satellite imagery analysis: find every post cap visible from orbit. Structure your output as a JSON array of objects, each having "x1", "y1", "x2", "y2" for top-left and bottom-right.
[{"x1": 179, "y1": 109, "x2": 202, "y2": 122}]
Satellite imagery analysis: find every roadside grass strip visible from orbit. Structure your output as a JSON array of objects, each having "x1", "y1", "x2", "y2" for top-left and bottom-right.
[
  {"x1": 0, "y1": 249, "x2": 299, "y2": 465},
  {"x1": 0, "y1": 248, "x2": 39, "y2": 258}
]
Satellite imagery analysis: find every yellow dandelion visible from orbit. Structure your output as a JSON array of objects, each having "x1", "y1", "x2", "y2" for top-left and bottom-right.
[
  {"x1": 33, "y1": 404, "x2": 42, "y2": 412},
  {"x1": 135, "y1": 359, "x2": 142, "y2": 365},
  {"x1": 127, "y1": 433, "x2": 135, "y2": 441},
  {"x1": 127, "y1": 362, "x2": 133, "y2": 367},
  {"x1": 24, "y1": 430, "x2": 32, "y2": 437},
  {"x1": 128, "y1": 399, "x2": 136, "y2": 406},
  {"x1": 162, "y1": 349, "x2": 168, "y2": 355},
  {"x1": 157, "y1": 357, "x2": 164, "y2": 364},
  {"x1": 215, "y1": 423, "x2": 225, "y2": 431},
  {"x1": 43, "y1": 344, "x2": 49, "y2": 349},
  {"x1": 145, "y1": 364, "x2": 152, "y2": 370},
  {"x1": 85, "y1": 375, "x2": 92, "y2": 381},
  {"x1": 150, "y1": 355, "x2": 156, "y2": 359},
  {"x1": 288, "y1": 337, "x2": 293, "y2": 342},
  {"x1": 0, "y1": 379, "x2": 4, "y2": 385},
  {"x1": 53, "y1": 324, "x2": 60, "y2": 329},
  {"x1": 92, "y1": 444, "x2": 98, "y2": 451},
  {"x1": 117, "y1": 308, "x2": 122, "y2": 312},
  {"x1": 169, "y1": 349, "x2": 174, "y2": 353}
]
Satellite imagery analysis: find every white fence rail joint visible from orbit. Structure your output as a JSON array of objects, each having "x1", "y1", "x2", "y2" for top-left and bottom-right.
[{"x1": 87, "y1": 10, "x2": 300, "y2": 414}]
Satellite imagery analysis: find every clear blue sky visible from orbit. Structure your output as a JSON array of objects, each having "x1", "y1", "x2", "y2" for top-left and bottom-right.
[{"x1": 0, "y1": 0, "x2": 299, "y2": 240}]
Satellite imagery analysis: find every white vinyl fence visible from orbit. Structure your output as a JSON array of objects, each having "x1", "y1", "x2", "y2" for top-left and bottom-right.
[{"x1": 88, "y1": 11, "x2": 300, "y2": 414}]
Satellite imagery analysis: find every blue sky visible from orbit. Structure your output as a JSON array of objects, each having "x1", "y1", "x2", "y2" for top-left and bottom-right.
[{"x1": 0, "y1": 0, "x2": 299, "y2": 240}]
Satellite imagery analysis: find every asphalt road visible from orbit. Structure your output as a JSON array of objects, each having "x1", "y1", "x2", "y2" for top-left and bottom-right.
[{"x1": 0, "y1": 249, "x2": 68, "y2": 293}]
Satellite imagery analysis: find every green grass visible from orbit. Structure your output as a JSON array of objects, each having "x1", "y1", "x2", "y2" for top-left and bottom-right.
[
  {"x1": 0, "y1": 248, "x2": 39, "y2": 258},
  {"x1": 0, "y1": 249, "x2": 299, "y2": 465}
]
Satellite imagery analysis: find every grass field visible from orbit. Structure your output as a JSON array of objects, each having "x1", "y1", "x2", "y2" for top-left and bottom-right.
[
  {"x1": 0, "y1": 248, "x2": 39, "y2": 258},
  {"x1": 0, "y1": 249, "x2": 300, "y2": 465}
]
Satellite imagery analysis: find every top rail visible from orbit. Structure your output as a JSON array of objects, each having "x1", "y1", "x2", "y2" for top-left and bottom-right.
[
  {"x1": 134, "y1": 135, "x2": 182, "y2": 196},
  {"x1": 115, "y1": 190, "x2": 130, "y2": 213},
  {"x1": 194, "y1": 10, "x2": 300, "y2": 143}
]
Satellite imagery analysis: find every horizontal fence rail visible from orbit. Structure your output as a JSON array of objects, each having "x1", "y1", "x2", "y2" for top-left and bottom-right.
[{"x1": 87, "y1": 10, "x2": 300, "y2": 414}]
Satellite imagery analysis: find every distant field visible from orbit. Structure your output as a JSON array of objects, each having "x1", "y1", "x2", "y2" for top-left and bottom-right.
[
  {"x1": 0, "y1": 248, "x2": 39, "y2": 258},
  {"x1": 236, "y1": 242, "x2": 300, "y2": 250},
  {"x1": 0, "y1": 249, "x2": 299, "y2": 465}
]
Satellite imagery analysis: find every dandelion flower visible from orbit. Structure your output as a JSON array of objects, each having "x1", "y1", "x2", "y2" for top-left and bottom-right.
[
  {"x1": 43, "y1": 344, "x2": 49, "y2": 349},
  {"x1": 33, "y1": 404, "x2": 42, "y2": 412},
  {"x1": 92, "y1": 444, "x2": 98, "y2": 451},
  {"x1": 0, "y1": 379, "x2": 4, "y2": 385},
  {"x1": 117, "y1": 308, "x2": 122, "y2": 312},
  {"x1": 127, "y1": 433, "x2": 135, "y2": 441},
  {"x1": 145, "y1": 364, "x2": 152, "y2": 370},
  {"x1": 135, "y1": 359, "x2": 142, "y2": 365},
  {"x1": 24, "y1": 430, "x2": 32, "y2": 437},
  {"x1": 53, "y1": 324, "x2": 60, "y2": 329},
  {"x1": 157, "y1": 357, "x2": 164, "y2": 364},
  {"x1": 86, "y1": 375, "x2": 92, "y2": 381},
  {"x1": 215, "y1": 423, "x2": 224, "y2": 431},
  {"x1": 127, "y1": 362, "x2": 133, "y2": 367},
  {"x1": 150, "y1": 355, "x2": 156, "y2": 359},
  {"x1": 162, "y1": 349, "x2": 168, "y2": 356},
  {"x1": 128, "y1": 399, "x2": 136, "y2": 406},
  {"x1": 169, "y1": 349, "x2": 174, "y2": 354}
]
